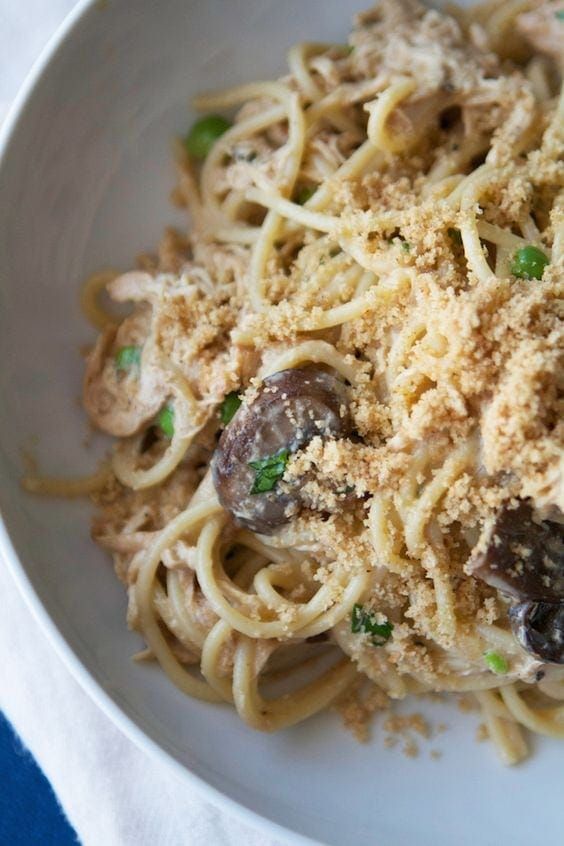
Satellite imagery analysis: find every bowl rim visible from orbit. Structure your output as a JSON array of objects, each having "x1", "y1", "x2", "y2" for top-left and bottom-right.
[{"x1": 0, "y1": 3, "x2": 317, "y2": 843}]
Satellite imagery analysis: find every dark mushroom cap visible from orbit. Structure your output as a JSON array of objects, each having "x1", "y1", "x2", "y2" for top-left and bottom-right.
[
  {"x1": 467, "y1": 501, "x2": 564, "y2": 602},
  {"x1": 211, "y1": 367, "x2": 351, "y2": 534},
  {"x1": 509, "y1": 601, "x2": 564, "y2": 664}
]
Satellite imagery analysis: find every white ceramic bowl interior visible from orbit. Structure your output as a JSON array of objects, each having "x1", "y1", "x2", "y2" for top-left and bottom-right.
[{"x1": 0, "y1": 2, "x2": 562, "y2": 844}]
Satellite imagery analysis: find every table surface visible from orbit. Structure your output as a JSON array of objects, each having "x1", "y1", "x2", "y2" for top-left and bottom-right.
[{"x1": 0, "y1": 712, "x2": 78, "y2": 845}]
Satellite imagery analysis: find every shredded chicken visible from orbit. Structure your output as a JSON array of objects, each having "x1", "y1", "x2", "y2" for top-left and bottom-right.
[{"x1": 517, "y1": 2, "x2": 564, "y2": 72}]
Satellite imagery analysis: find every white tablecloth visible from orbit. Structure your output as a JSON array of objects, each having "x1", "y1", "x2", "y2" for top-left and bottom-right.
[{"x1": 0, "y1": 3, "x2": 285, "y2": 844}]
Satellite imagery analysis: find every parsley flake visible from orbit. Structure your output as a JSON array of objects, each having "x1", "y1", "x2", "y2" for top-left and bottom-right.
[
  {"x1": 351, "y1": 603, "x2": 393, "y2": 646},
  {"x1": 295, "y1": 185, "x2": 316, "y2": 205},
  {"x1": 156, "y1": 404, "x2": 175, "y2": 439},
  {"x1": 484, "y1": 651, "x2": 508, "y2": 674},
  {"x1": 115, "y1": 345, "x2": 141, "y2": 371},
  {"x1": 220, "y1": 391, "x2": 242, "y2": 425},
  {"x1": 249, "y1": 448, "x2": 290, "y2": 495}
]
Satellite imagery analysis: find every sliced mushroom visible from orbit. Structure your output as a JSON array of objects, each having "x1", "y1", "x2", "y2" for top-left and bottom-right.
[
  {"x1": 467, "y1": 501, "x2": 564, "y2": 602},
  {"x1": 211, "y1": 367, "x2": 351, "y2": 534},
  {"x1": 509, "y1": 601, "x2": 564, "y2": 664}
]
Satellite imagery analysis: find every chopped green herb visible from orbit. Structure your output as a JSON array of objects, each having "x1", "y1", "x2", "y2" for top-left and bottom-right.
[
  {"x1": 295, "y1": 185, "x2": 316, "y2": 205},
  {"x1": 220, "y1": 391, "x2": 242, "y2": 425},
  {"x1": 249, "y1": 448, "x2": 290, "y2": 495},
  {"x1": 447, "y1": 227, "x2": 463, "y2": 244},
  {"x1": 555, "y1": 9, "x2": 564, "y2": 19},
  {"x1": 351, "y1": 603, "x2": 393, "y2": 646},
  {"x1": 484, "y1": 651, "x2": 508, "y2": 675},
  {"x1": 185, "y1": 115, "x2": 231, "y2": 160},
  {"x1": 156, "y1": 404, "x2": 175, "y2": 439},
  {"x1": 511, "y1": 245, "x2": 549, "y2": 280},
  {"x1": 115, "y1": 345, "x2": 141, "y2": 371},
  {"x1": 401, "y1": 240, "x2": 411, "y2": 252}
]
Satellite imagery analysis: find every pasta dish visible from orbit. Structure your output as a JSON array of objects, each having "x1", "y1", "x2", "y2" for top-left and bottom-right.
[{"x1": 25, "y1": 0, "x2": 564, "y2": 764}]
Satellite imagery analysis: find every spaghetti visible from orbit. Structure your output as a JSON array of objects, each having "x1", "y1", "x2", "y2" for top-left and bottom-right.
[{"x1": 25, "y1": 0, "x2": 564, "y2": 763}]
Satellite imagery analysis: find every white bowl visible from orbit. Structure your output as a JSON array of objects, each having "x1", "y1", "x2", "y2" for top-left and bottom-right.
[{"x1": 0, "y1": 2, "x2": 562, "y2": 843}]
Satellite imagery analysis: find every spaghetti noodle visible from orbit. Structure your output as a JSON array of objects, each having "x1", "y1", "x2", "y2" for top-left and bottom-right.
[{"x1": 26, "y1": 0, "x2": 564, "y2": 763}]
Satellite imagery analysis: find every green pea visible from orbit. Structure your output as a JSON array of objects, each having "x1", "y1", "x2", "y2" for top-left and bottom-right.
[
  {"x1": 156, "y1": 404, "x2": 175, "y2": 438},
  {"x1": 185, "y1": 115, "x2": 231, "y2": 160},
  {"x1": 510, "y1": 245, "x2": 549, "y2": 281},
  {"x1": 295, "y1": 185, "x2": 316, "y2": 205},
  {"x1": 115, "y1": 345, "x2": 141, "y2": 371}
]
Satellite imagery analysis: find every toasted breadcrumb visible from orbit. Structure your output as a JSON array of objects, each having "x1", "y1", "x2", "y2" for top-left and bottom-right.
[
  {"x1": 336, "y1": 682, "x2": 390, "y2": 742},
  {"x1": 458, "y1": 695, "x2": 479, "y2": 713}
]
